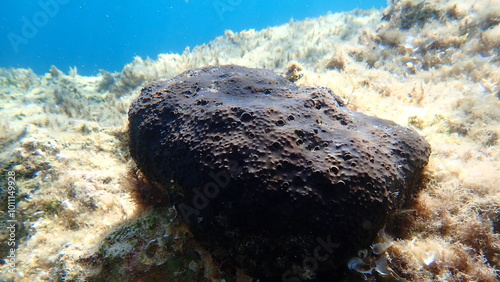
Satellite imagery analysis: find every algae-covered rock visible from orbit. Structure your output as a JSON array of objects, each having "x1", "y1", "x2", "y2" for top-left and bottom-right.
[
  {"x1": 128, "y1": 65, "x2": 431, "y2": 279},
  {"x1": 86, "y1": 208, "x2": 230, "y2": 281}
]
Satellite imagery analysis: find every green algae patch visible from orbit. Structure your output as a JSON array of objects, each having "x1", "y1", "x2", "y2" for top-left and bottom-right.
[{"x1": 86, "y1": 208, "x2": 231, "y2": 281}]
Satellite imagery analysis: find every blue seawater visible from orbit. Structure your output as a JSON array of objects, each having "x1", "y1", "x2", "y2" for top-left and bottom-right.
[{"x1": 0, "y1": 0, "x2": 386, "y2": 76}]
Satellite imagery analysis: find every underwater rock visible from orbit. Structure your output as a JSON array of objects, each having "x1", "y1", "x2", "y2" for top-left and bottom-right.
[
  {"x1": 87, "y1": 208, "x2": 229, "y2": 281},
  {"x1": 128, "y1": 65, "x2": 431, "y2": 279}
]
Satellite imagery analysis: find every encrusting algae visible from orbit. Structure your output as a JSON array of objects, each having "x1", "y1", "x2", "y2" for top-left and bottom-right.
[{"x1": 1, "y1": 0, "x2": 499, "y2": 281}]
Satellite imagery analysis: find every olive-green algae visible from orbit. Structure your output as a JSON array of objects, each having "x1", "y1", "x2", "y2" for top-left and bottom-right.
[{"x1": 86, "y1": 208, "x2": 234, "y2": 281}]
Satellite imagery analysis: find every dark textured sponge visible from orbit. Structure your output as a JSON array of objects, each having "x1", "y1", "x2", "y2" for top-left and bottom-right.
[{"x1": 128, "y1": 65, "x2": 431, "y2": 279}]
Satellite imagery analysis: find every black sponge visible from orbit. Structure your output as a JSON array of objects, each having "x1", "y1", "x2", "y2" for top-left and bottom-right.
[{"x1": 128, "y1": 65, "x2": 431, "y2": 280}]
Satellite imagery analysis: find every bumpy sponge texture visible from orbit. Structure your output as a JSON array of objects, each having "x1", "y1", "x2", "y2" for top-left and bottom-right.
[{"x1": 128, "y1": 65, "x2": 430, "y2": 279}]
